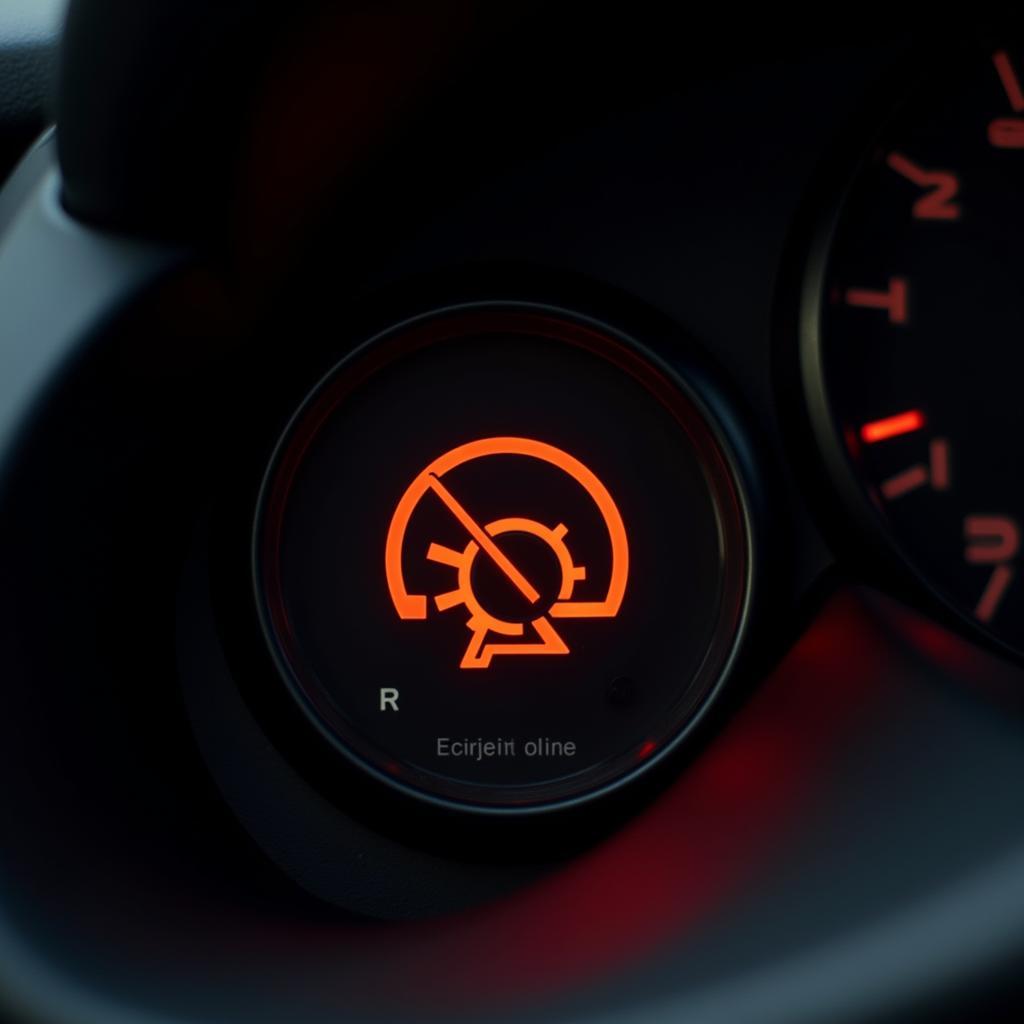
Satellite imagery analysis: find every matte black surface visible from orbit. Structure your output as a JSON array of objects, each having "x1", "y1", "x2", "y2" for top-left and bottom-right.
[{"x1": 57, "y1": 0, "x2": 266, "y2": 236}]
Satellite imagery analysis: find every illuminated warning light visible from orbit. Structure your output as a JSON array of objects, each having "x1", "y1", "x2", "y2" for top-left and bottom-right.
[
  {"x1": 859, "y1": 409, "x2": 926, "y2": 444},
  {"x1": 385, "y1": 437, "x2": 628, "y2": 670}
]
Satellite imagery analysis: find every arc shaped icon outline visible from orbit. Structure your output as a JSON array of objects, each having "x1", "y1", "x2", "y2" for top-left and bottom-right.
[{"x1": 384, "y1": 436, "x2": 629, "y2": 626}]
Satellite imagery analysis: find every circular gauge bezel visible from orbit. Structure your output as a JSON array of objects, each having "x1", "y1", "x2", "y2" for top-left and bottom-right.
[
  {"x1": 795, "y1": 39, "x2": 1024, "y2": 662},
  {"x1": 252, "y1": 302, "x2": 757, "y2": 816}
]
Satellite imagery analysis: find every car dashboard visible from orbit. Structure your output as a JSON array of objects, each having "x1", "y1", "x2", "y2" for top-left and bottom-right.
[{"x1": 0, "y1": 6, "x2": 1023, "y2": 1024}]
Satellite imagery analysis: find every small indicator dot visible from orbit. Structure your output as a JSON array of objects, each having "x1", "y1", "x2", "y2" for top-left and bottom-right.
[{"x1": 607, "y1": 677, "x2": 637, "y2": 708}]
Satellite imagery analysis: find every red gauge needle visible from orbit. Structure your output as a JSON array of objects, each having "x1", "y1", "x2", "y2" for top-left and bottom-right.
[{"x1": 427, "y1": 473, "x2": 541, "y2": 604}]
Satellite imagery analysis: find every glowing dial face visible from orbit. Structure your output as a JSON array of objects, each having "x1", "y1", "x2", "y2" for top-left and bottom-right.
[
  {"x1": 807, "y1": 45, "x2": 1024, "y2": 653},
  {"x1": 256, "y1": 307, "x2": 750, "y2": 811}
]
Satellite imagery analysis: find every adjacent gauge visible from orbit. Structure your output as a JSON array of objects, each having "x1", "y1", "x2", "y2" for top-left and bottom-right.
[
  {"x1": 802, "y1": 44, "x2": 1024, "y2": 655},
  {"x1": 255, "y1": 305, "x2": 753, "y2": 812}
]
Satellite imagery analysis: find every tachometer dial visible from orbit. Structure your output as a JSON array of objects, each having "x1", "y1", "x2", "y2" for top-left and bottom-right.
[{"x1": 802, "y1": 44, "x2": 1024, "y2": 654}]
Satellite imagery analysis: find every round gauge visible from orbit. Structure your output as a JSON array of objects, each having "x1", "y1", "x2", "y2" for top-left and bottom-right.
[
  {"x1": 254, "y1": 305, "x2": 752, "y2": 813},
  {"x1": 802, "y1": 44, "x2": 1024, "y2": 655}
]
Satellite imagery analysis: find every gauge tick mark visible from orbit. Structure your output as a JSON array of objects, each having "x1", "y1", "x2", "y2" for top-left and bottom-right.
[
  {"x1": 880, "y1": 465, "x2": 929, "y2": 500},
  {"x1": 860, "y1": 410, "x2": 926, "y2": 444}
]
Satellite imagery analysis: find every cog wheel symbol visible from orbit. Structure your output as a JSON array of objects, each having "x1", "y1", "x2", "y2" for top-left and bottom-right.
[
  {"x1": 427, "y1": 517, "x2": 587, "y2": 669},
  {"x1": 385, "y1": 437, "x2": 628, "y2": 670}
]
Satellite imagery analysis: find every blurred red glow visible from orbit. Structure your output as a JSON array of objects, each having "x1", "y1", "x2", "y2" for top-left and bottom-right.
[
  {"x1": 156, "y1": 591, "x2": 898, "y2": 1015},
  {"x1": 636, "y1": 739, "x2": 657, "y2": 760},
  {"x1": 364, "y1": 592, "x2": 891, "y2": 1012}
]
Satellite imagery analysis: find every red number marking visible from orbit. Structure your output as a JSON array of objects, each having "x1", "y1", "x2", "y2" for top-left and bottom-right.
[
  {"x1": 965, "y1": 515, "x2": 1020, "y2": 623},
  {"x1": 975, "y1": 565, "x2": 1014, "y2": 624},
  {"x1": 878, "y1": 439, "x2": 951, "y2": 500},
  {"x1": 886, "y1": 153, "x2": 961, "y2": 220},
  {"x1": 989, "y1": 52, "x2": 1024, "y2": 148},
  {"x1": 964, "y1": 515, "x2": 1020, "y2": 564},
  {"x1": 988, "y1": 118, "x2": 1024, "y2": 149},
  {"x1": 993, "y1": 50, "x2": 1024, "y2": 112},
  {"x1": 845, "y1": 277, "x2": 909, "y2": 324}
]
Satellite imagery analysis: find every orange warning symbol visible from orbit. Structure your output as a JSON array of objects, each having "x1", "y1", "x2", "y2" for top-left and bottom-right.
[{"x1": 385, "y1": 437, "x2": 628, "y2": 669}]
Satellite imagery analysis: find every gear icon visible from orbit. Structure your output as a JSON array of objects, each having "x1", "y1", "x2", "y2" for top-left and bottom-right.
[{"x1": 385, "y1": 437, "x2": 628, "y2": 670}]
